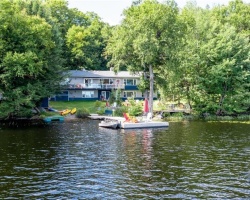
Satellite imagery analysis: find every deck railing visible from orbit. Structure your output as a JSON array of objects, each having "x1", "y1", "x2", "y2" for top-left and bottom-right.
[{"x1": 67, "y1": 83, "x2": 125, "y2": 89}]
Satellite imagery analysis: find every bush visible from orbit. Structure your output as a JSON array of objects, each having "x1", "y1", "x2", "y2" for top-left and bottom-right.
[
  {"x1": 96, "y1": 107, "x2": 106, "y2": 115},
  {"x1": 76, "y1": 108, "x2": 90, "y2": 118},
  {"x1": 94, "y1": 100, "x2": 102, "y2": 108},
  {"x1": 236, "y1": 115, "x2": 250, "y2": 120},
  {"x1": 114, "y1": 106, "x2": 128, "y2": 117},
  {"x1": 93, "y1": 100, "x2": 106, "y2": 115},
  {"x1": 127, "y1": 97, "x2": 143, "y2": 116},
  {"x1": 128, "y1": 104, "x2": 143, "y2": 116}
]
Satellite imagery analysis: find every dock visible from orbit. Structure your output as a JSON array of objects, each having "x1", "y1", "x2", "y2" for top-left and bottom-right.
[
  {"x1": 92, "y1": 115, "x2": 169, "y2": 129},
  {"x1": 120, "y1": 121, "x2": 169, "y2": 129},
  {"x1": 43, "y1": 115, "x2": 64, "y2": 123}
]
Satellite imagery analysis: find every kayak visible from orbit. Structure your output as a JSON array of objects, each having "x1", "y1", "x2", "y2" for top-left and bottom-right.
[
  {"x1": 61, "y1": 109, "x2": 71, "y2": 116},
  {"x1": 70, "y1": 108, "x2": 77, "y2": 115}
]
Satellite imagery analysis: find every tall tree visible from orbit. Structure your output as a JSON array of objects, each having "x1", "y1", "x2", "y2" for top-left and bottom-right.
[
  {"x1": 212, "y1": 0, "x2": 250, "y2": 37},
  {"x1": 66, "y1": 18, "x2": 109, "y2": 70},
  {"x1": 106, "y1": 0, "x2": 182, "y2": 113},
  {"x1": 0, "y1": 0, "x2": 65, "y2": 118},
  {"x1": 197, "y1": 22, "x2": 250, "y2": 114},
  {"x1": 176, "y1": 1, "x2": 250, "y2": 114}
]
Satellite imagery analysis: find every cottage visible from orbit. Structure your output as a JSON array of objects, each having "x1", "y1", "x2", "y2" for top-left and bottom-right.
[{"x1": 51, "y1": 70, "x2": 157, "y2": 101}]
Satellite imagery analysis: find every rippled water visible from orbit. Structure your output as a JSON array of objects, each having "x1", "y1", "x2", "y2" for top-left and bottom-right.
[{"x1": 0, "y1": 120, "x2": 249, "y2": 199}]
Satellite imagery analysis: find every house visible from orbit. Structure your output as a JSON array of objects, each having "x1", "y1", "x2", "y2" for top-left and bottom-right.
[{"x1": 51, "y1": 70, "x2": 157, "y2": 101}]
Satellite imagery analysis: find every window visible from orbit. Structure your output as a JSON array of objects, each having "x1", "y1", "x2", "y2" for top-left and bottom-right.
[
  {"x1": 124, "y1": 79, "x2": 136, "y2": 85},
  {"x1": 123, "y1": 91, "x2": 136, "y2": 98},
  {"x1": 103, "y1": 79, "x2": 109, "y2": 84},
  {"x1": 82, "y1": 91, "x2": 94, "y2": 98}
]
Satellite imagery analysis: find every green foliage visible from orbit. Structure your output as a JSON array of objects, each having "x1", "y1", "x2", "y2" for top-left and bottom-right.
[
  {"x1": 108, "y1": 89, "x2": 122, "y2": 106},
  {"x1": 66, "y1": 19, "x2": 108, "y2": 70},
  {"x1": 39, "y1": 111, "x2": 58, "y2": 117},
  {"x1": 106, "y1": 0, "x2": 183, "y2": 113},
  {"x1": 137, "y1": 77, "x2": 149, "y2": 92},
  {"x1": 115, "y1": 89, "x2": 123, "y2": 106},
  {"x1": 108, "y1": 90, "x2": 116, "y2": 105},
  {"x1": 113, "y1": 106, "x2": 128, "y2": 117},
  {"x1": 163, "y1": 1, "x2": 250, "y2": 115},
  {"x1": 127, "y1": 98, "x2": 143, "y2": 116},
  {"x1": 96, "y1": 107, "x2": 106, "y2": 115},
  {"x1": 0, "y1": 0, "x2": 65, "y2": 118},
  {"x1": 93, "y1": 100, "x2": 106, "y2": 115},
  {"x1": 94, "y1": 100, "x2": 102, "y2": 108},
  {"x1": 76, "y1": 108, "x2": 90, "y2": 118}
]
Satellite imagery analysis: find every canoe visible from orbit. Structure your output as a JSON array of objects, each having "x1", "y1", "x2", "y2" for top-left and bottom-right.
[
  {"x1": 61, "y1": 109, "x2": 71, "y2": 116},
  {"x1": 70, "y1": 108, "x2": 77, "y2": 115}
]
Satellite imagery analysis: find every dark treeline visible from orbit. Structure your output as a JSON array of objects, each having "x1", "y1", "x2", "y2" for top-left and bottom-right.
[{"x1": 0, "y1": 0, "x2": 249, "y2": 118}]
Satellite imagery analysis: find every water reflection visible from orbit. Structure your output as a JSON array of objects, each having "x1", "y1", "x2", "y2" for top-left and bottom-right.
[{"x1": 0, "y1": 121, "x2": 249, "y2": 199}]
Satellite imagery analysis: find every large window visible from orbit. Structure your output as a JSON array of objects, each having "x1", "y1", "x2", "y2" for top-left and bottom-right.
[
  {"x1": 124, "y1": 79, "x2": 136, "y2": 85},
  {"x1": 82, "y1": 91, "x2": 94, "y2": 98},
  {"x1": 123, "y1": 91, "x2": 136, "y2": 98}
]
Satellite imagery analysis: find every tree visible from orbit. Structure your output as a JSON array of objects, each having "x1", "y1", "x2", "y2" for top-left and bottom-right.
[
  {"x1": 175, "y1": 1, "x2": 250, "y2": 115},
  {"x1": 212, "y1": 0, "x2": 250, "y2": 37},
  {"x1": 0, "y1": 0, "x2": 65, "y2": 118},
  {"x1": 66, "y1": 18, "x2": 109, "y2": 70},
  {"x1": 196, "y1": 22, "x2": 250, "y2": 114},
  {"x1": 106, "y1": 0, "x2": 182, "y2": 113}
]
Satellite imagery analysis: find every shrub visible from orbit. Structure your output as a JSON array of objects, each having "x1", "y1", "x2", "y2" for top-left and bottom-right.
[
  {"x1": 114, "y1": 106, "x2": 128, "y2": 117},
  {"x1": 94, "y1": 100, "x2": 102, "y2": 108},
  {"x1": 96, "y1": 107, "x2": 106, "y2": 115},
  {"x1": 128, "y1": 104, "x2": 143, "y2": 116},
  {"x1": 127, "y1": 97, "x2": 143, "y2": 116},
  {"x1": 76, "y1": 108, "x2": 90, "y2": 118}
]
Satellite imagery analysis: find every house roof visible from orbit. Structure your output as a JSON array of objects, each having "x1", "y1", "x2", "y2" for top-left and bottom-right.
[{"x1": 69, "y1": 70, "x2": 141, "y2": 78}]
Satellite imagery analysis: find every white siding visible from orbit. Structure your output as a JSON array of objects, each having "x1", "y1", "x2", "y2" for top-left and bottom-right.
[{"x1": 68, "y1": 90, "x2": 98, "y2": 98}]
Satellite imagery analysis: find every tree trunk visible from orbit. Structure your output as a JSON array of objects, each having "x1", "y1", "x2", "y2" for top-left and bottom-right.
[
  {"x1": 149, "y1": 64, "x2": 154, "y2": 114},
  {"x1": 216, "y1": 94, "x2": 226, "y2": 115},
  {"x1": 143, "y1": 71, "x2": 148, "y2": 100}
]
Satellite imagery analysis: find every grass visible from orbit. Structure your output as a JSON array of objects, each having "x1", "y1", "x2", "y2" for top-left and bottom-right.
[{"x1": 49, "y1": 100, "x2": 105, "y2": 113}]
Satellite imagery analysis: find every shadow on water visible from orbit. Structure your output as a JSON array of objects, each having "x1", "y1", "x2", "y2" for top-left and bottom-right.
[{"x1": 0, "y1": 120, "x2": 249, "y2": 199}]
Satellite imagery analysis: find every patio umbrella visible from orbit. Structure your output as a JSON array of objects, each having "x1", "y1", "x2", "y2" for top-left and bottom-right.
[{"x1": 144, "y1": 99, "x2": 149, "y2": 113}]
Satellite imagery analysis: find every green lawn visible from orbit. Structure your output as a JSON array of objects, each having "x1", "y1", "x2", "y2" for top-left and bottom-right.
[
  {"x1": 49, "y1": 100, "x2": 166, "y2": 113},
  {"x1": 49, "y1": 101, "x2": 106, "y2": 113}
]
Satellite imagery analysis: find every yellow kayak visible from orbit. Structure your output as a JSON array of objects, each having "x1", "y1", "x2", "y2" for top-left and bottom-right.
[
  {"x1": 61, "y1": 109, "x2": 71, "y2": 116},
  {"x1": 70, "y1": 108, "x2": 77, "y2": 115}
]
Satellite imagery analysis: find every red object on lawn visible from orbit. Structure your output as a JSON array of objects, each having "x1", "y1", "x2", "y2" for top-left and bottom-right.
[{"x1": 144, "y1": 99, "x2": 149, "y2": 113}]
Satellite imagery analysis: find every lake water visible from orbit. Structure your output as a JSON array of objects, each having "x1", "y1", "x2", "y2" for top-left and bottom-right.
[{"x1": 0, "y1": 120, "x2": 249, "y2": 199}]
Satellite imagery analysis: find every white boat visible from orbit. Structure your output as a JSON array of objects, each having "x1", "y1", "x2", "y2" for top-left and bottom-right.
[{"x1": 99, "y1": 120, "x2": 120, "y2": 129}]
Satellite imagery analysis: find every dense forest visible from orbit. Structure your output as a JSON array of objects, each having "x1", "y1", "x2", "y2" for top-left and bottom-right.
[{"x1": 0, "y1": 0, "x2": 249, "y2": 118}]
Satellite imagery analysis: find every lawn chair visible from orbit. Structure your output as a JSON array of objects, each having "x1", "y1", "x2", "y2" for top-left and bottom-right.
[
  {"x1": 123, "y1": 113, "x2": 131, "y2": 122},
  {"x1": 123, "y1": 113, "x2": 138, "y2": 123}
]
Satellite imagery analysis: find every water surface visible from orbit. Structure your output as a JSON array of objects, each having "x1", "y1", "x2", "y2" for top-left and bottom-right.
[{"x1": 0, "y1": 120, "x2": 249, "y2": 199}]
